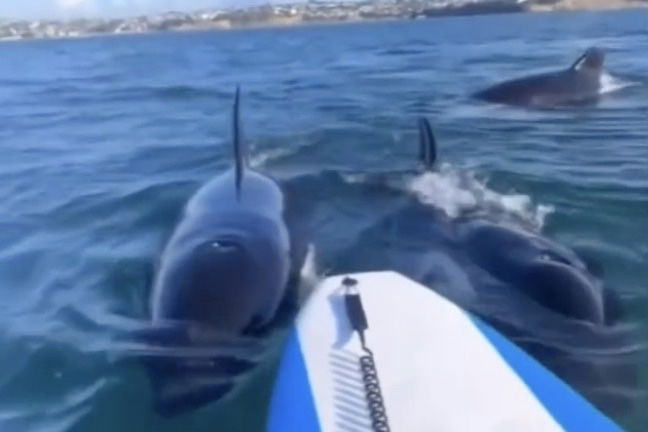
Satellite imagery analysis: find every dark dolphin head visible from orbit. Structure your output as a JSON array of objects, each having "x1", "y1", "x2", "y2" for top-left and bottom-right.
[
  {"x1": 571, "y1": 46, "x2": 605, "y2": 73},
  {"x1": 152, "y1": 208, "x2": 290, "y2": 333},
  {"x1": 459, "y1": 220, "x2": 607, "y2": 324},
  {"x1": 143, "y1": 87, "x2": 298, "y2": 416}
]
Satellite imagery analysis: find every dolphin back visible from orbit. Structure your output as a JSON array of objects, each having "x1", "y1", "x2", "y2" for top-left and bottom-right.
[
  {"x1": 143, "y1": 87, "x2": 303, "y2": 417},
  {"x1": 473, "y1": 48, "x2": 605, "y2": 107}
]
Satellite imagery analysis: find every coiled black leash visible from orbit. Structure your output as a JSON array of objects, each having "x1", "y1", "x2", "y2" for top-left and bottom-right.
[{"x1": 342, "y1": 276, "x2": 391, "y2": 432}]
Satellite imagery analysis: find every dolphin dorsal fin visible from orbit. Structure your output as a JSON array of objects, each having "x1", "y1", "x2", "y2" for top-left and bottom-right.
[
  {"x1": 417, "y1": 117, "x2": 437, "y2": 170},
  {"x1": 232, "y1": 86, "x2": 248, "y2": 200},
  {"x1": 569, "y1": 52, "x2": 588, "y2": 71}
]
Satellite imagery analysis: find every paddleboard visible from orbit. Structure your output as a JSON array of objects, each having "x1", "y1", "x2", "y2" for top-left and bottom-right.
[{"x1": 266, "y1": 271, "x2": 623, "y2": 432}]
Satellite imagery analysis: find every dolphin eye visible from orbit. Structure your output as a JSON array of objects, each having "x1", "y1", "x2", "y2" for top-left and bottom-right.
[
  {"x1": 540, "y1": 251, "x2": 571, "y2": 266},
  {"x1": 211, "y1": 240, "x2": 237, "y2": 249}
]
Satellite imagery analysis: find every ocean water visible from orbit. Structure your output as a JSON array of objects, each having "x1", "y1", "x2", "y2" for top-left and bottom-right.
[{"x1": 1, "y1": 8, "x2": 647, "y2": 432}]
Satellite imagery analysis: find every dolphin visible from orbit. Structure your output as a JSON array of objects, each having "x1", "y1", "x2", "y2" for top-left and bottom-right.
[
  {"x1": 141, "y1": 87, "x2": 312, "y2": 417},
  {"x1": 473, "y1": 47, "x2": 607, "y2": 107},
  {"x1": 328, "y1": 118, "x2": 639, "y2": 417}
]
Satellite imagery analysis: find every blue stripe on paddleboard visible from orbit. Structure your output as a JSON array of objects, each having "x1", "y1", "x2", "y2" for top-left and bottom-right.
[
  {"x1": 266, "y1": 327, "x2": 321, "y2": 432},
  {"x1": 470, "y1": 315, "x2": 623, "y2": 432}
]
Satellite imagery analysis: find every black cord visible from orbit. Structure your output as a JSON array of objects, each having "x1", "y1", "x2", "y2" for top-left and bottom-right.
[{"x1": 342, "y1": 277, "x2": 391, "y2": 432}]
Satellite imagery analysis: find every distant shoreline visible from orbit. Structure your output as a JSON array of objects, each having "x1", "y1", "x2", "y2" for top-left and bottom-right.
[
  {"x1": 1, "y1": 0, "x2": 646, "y2": 43},
  {"x1": 528, "y1": 0, "x2": 648, "y2": 12}
]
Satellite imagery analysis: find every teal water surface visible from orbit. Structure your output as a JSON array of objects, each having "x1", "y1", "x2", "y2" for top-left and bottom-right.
[{"x1": 0, "y1": 8, "x2": 647, "y2": 432}]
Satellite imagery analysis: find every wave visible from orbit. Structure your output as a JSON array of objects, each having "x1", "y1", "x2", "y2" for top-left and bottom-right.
[
  {"x1": 249, "y1": 146, "x2": 296, "y2": 168},
  {"x1": 0, "y1": 380, "x2": 104, "y2": 432},
  {"x1": 377, "y1": 47, "x2": 428, "y2": 56},
  {"x1": 31, "y1": 83, "x2": 229, "y2": 104}
]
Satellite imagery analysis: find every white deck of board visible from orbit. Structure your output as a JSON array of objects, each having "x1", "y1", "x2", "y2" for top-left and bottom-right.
[{"x1": 296, "y1": 271, "x2": 565, "y2": 432}]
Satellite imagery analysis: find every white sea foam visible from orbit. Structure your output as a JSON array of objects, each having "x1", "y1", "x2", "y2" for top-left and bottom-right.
[
  {"x1": 297, "y1": 243, "x2": 323, "y2": 306},
  {"x1": 599, "y1": 72, "x2": 638, "y2": 95},
  {"x1": 404, "y1": 163, "x2": 553, "y2": 230},
  {"x1": 249, "y1": 146, "x2": 294, "y2": 168}
]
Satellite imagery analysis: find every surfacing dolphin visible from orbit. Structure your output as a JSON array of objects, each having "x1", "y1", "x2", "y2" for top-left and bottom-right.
[
  {"x1": 141, "y1": 87, "x2": 312, "y2": 416},
  {"x1": 473, "y1": 47, "x2": 607, "y2": 107},
  {"x1": 331, "y1": 118, "x2": 639, "y2": 417}
]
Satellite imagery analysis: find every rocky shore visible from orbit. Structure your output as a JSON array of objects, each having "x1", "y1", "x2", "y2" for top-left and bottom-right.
[{"x1": 0, "y1": 0, "x2": 645, "y2": 42}]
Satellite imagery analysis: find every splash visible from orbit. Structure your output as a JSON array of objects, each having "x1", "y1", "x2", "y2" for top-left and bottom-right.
[
  {"x1": 297, "y1": 243, "x2": 323, "y2": 306},
  {"x1": 599, "y1": 72, "x2": 638, "y2": 95},
  {"x1": 249, "y1": 146, "x2": 294, "y2": 168},
  {"x1": 405, "y1": 163, "x2": 553, "y2": 230}
]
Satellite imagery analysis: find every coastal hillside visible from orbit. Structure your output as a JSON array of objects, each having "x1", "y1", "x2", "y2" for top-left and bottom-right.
[{"x1": 0, "y1": 0, "x2": 646, "y2": 41}]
